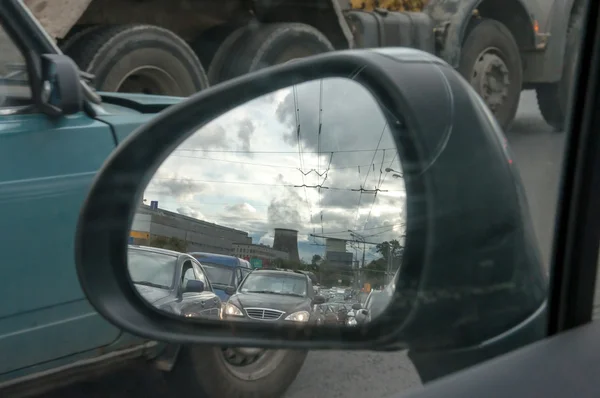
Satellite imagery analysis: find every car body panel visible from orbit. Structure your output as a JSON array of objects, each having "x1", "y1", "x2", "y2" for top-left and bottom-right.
[
  {"x1": 0, "y1": 112, "x2": 126, "y2": 375},
  {"x1": 0, "y1": 101, "x2": 167, "y2": 381}
]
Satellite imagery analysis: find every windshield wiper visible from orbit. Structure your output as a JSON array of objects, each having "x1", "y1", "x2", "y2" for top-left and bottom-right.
[
  {"x1": 133, "y1": 281, "x2": 169, "y2": 289},
  {"x1": 246, "y1": 290, "x2": 277, "y2": 294}
]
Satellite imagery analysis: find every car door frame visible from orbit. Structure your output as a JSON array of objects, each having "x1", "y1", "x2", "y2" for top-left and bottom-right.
[{"x1": 0, "y1": 0, "x2": 128, "y2": 378}]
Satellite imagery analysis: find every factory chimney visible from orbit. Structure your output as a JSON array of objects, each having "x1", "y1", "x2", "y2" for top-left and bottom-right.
[{"x1": 273, "y1": 228, "x2": 300, "y2": 262}]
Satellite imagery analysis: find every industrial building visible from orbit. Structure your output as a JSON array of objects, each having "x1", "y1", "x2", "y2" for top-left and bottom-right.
[
  {"x1": 272, "y1": 228, "x2": 300, "y2": 262},
  {"x1": 130, "y1": 204, "x2": 251, "y2": 255},
  {"x1": 324, "y1": 238, "x2": 354, "y2": 268}
]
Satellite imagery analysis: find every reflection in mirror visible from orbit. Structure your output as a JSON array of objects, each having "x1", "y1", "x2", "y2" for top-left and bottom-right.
[{"x1": 129, "y1": 77, "x2": 406, "y2": 329}]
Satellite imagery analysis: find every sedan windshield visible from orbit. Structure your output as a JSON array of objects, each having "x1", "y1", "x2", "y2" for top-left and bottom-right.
[
  {"x1": 127, "y1": 249, "x2": 176, "y2": 290},
  {"x1": 239, "y1": 273, "x2": 307, "y2": 297},
  {"x1": 201, "y1": 262, "x2": 233, "y2": 285}
]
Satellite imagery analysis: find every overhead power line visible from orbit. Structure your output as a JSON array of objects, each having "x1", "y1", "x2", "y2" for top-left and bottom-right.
[
  {"x1": 174, "y1": 148, "x2": 396, "y2": 154},
  {"x1": 151, "y1": 177, "x2": 404, "y2": 192}
]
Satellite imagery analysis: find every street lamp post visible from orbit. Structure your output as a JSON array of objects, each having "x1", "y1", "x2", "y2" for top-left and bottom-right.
[{"x1": 348, "y1": 230, "x2": 367, "y2": 289}]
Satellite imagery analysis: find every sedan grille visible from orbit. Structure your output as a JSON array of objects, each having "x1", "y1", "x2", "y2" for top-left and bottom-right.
[{"x1": 245, "y1": 308, "x2": 284, "y2": 321}]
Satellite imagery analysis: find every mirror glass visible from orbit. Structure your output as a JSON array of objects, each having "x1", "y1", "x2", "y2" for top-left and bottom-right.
[{"x1": 129, "y1": 77, "x2": 406, "y2": 328}]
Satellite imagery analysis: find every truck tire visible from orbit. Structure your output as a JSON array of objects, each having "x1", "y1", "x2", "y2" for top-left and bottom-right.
[
  {"x1": 64, "y1": 25, "x2": 209, "y2": 96},
  {"x1": 165, "y1": 346, "x2": 307, "y2": 398},
  {"x1": 59, "y1": 25, "x2": 104, "y2": 54},
  {"x1": 208, "y1": 23, "x2": 334, "y2": 85},
  {"x1": 191, "y1": 25, "x2": 239, "y2": 72},
  {"x1": 458, "y1": 19, "x2": 522, "y2": 130},
  {"x1": 535, "y1": 6, "x2": 583, "y2": 132}
]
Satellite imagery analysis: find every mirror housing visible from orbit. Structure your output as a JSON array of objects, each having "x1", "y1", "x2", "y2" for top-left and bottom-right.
[
  {"x1": 184, "y1": 280, "x2": 204, "y2": 294},
  {"x1": 313, "y1": 295, "x2": 326, "y2": 305},
  {"x1": 34, "y1": 54, "x2": 83, "y2": 116},
  {"x1": 76, "y1": 48, "x2": 547, "y2": 353},
  {"x1": 224, "y1": 286, "x2": 236, "y2": 296}
]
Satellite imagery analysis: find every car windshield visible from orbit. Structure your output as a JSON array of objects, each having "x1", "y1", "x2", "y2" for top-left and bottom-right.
[
  {"x1": 200, "y1": 262, "x2": 233, "y2": 285},
  {"x1": 239, "y1": 273, "x2": 307, "y2": 297},
  {"x1": 127, "y1": 249, "x2": 176, "y2": 290}
]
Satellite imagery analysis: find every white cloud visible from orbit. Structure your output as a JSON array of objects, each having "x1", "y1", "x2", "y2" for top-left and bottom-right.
[{"x1": 143, "y1": 77, "x2": 407, "y2": 256}]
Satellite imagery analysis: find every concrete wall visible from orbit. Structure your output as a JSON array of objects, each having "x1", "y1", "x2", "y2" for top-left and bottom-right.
[{"x1": 326, "y1": 238, "x2": 347, "y2": 253}]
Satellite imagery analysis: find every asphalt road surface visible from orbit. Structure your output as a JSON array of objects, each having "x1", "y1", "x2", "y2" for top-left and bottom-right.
[{"x1": 39, "y1": 91, "x2": 566, "y2": 398}]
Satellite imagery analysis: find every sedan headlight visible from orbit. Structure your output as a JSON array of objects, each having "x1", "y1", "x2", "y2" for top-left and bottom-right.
[
  {"x1": 285, "y1": 310, "x2": 310, "y2": 322},
  {"x1": 223, "y1": 303, "x2": 243, "y2": 317}
]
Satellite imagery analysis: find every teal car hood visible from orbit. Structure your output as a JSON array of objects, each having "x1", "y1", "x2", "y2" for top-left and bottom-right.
[{"x1": 93, "y1": 92, "x2": 185, "y2": 143}]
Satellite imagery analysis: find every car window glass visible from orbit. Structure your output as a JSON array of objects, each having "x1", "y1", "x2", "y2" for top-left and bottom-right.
[
  {"x1": 241, "y1": 268, "x2": 251, "y2": 281},
  {"x1": 0, "y1": 23, "x2": 32, "y2": 107},
  {"x1": 240, "y1": 273, "x2": 307, "y2": 296},
  {"x1": 127, "y1": 249, "x2": 176, "y2": 289},
  {"x1": 192, "y1": 263, "x2": 207, "y2": 286},
  {"x1": 200, "y1": 262, "x2": 233, "y2": 285}
]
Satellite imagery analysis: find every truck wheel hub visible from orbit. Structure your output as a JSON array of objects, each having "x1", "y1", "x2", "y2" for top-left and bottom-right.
[
  {"x1": 470, "y1": 51, "x2": 510, "y2": 114},
  {"x1": 116, "y1": 66, "x2": 182, "y2": 96},
  {"x1": 222, "y1": 347, "x2": 265, "y2": 366}
]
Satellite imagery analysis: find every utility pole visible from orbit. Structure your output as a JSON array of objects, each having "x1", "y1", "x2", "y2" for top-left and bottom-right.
[{"x1": 387, "y1": 244, "x2": 392, "y2": 285}]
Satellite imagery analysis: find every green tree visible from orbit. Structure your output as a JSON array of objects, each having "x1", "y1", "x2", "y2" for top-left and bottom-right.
[
  {"x1": 375, "y1": 239, "x2": 403, "y2": 261},
  {"x1": 317, "y1": 260, "x2": 354, "y2": 287},
  {"x1": 149, "y1": 235, "x2": 188, "y2": 252},
  {"x1": 311, "y1": 254, "x2": 322, "y2": 266},
  {"x1": 363, "y1": 257, "x2": 387, "y2": 287}
]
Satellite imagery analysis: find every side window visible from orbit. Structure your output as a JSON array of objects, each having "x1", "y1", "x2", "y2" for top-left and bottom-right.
[
  {"x1": 233, "y1": 268, "x2": 241, "y2": 286},
  {"x1": 182, "y1": 264, "x2": 196, "y2": 288},
  {"x1": 192, "y1": 263, "x2": 207, "y2": 286},
  {"x1": 306, "y1": 278, "x2": 314, "y2": 298},
  {"x1": 240, "y1": 268, "x2": 251, "y2": 282},
  {"x1": 0, "y1": 24, "x2": 32, "y2": 107}
]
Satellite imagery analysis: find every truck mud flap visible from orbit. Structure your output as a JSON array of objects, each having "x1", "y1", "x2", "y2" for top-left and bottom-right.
[{"x1": 346, "y1": 9, "x2": 435, "y2": 54}]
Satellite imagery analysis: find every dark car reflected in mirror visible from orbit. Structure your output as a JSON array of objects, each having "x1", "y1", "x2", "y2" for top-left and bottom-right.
[
  {"x1": 352, "y1": 303, "x2": 362, "y2": 311},
  {"x1": 127, "y1": 77, "x2": 404, "y2": 329},
  {"x1": 127, "y1": 245, "x2": 222, "y2": 319}
]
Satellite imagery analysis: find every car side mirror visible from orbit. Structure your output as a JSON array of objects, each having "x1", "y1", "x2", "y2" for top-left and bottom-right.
[
  {"x1": 352, "y1": 303, "x2": 362, "y2": 310},
  {"x1": 224, "y1": 286, "x2": 236, "y2": 295},
  {"x1": 184, "y1": 280, "x2": 204, "y2": 294},
  {"x1": 313, "y1": 295, "x2": 325, "y2": 305},
  {"x1": 34, "y1": 54, "x2": 83, "y2": 116},
  {"x1": 77, "y1": 48, "x2": 546, "y2": 357}
]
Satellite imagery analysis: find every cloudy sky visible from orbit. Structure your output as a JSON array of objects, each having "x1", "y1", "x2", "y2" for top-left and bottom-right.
[{"x1": 143, "y1": 77, "x2": 407, "y2": 262}]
